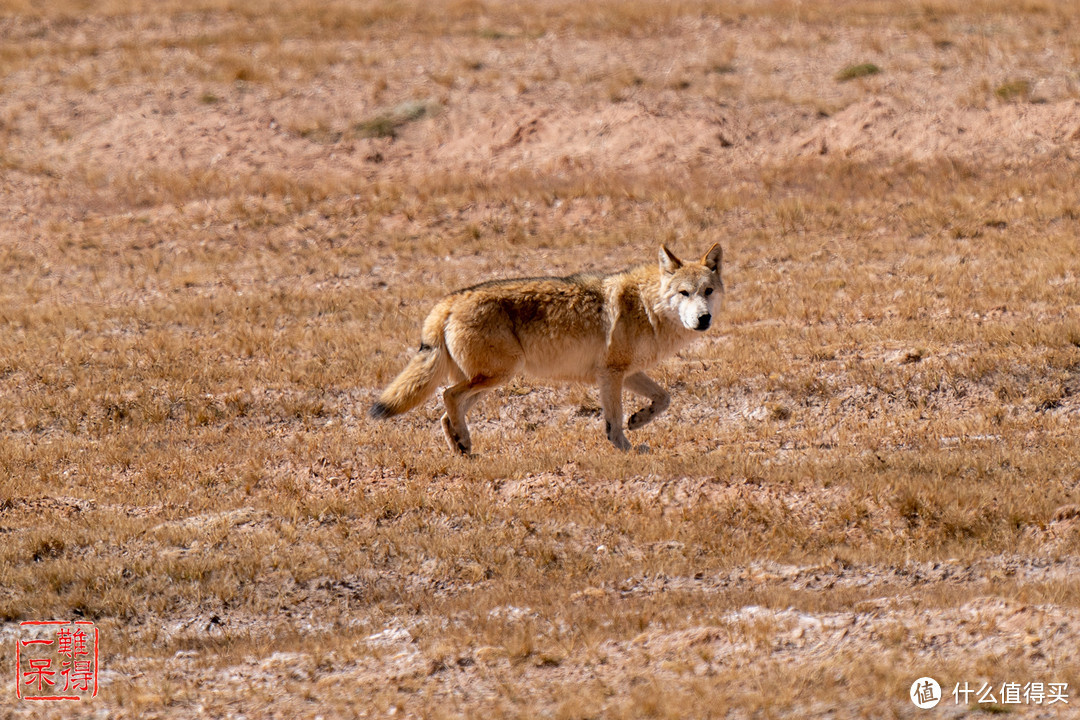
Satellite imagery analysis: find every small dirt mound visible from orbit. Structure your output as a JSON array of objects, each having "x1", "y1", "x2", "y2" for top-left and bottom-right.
[{"x1": 779, "y1": 97, "x2": 1080, "y2": 162}]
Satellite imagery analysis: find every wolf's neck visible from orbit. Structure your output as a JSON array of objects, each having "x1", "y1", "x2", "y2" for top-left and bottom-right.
[{"x1": 632, "y1": 267, "x2": 681, "y2": 335}]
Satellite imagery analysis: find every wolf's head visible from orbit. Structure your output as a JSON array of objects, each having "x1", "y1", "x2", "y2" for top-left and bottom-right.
[{"x1": 657, "y1": 244, "x2": 724, "y2": 331}]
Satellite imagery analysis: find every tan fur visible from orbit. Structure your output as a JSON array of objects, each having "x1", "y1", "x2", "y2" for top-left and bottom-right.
[{"x1": 370, "y1": 244, "x2": 724, "y2": 453}]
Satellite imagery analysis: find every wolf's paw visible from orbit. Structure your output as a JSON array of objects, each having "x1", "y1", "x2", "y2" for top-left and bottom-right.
[
  {"x1": 441, "y1": 415, "x2": 472, "y2": 455},
  {"x1": 446, "y1": 434, "x2": 472, "y2": 455},
  {"x1": 635, "y1": 444, "x2": 651, "y2": 454},
  {"x1": 627, "y1": 409, "x2": 652, "y2": 430},
  {"x1": 604, "y1": 419, "x2": 631, "y2": 450}
]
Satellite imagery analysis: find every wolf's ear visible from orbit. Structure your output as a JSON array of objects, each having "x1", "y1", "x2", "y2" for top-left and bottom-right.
[
  {"x1": 702, "y1": 243, "x2": 723, "y2": 273},
  {"x1": 659, "y1": 245, "x2": 682, "y2": 274}
]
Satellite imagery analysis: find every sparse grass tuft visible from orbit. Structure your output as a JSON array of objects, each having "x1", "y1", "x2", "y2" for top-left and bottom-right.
[
  {"x1": 835, "y1": 62, "x2": 881, "y2": 81},
  {"x1": 707, "y1": 39, "x2": 738, "y2": 74},
  {"x1": 606, "y1": 67, "x2": 645, "y2": 102},
  {"x1": 354, "y1": 99, "x2": 438, "y2": 139},
  {"x1": 995, "y1": 78, "x2": 1032, "y2": 102}
]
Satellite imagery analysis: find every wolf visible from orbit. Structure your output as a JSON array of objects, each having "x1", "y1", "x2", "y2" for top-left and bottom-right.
[{"x1": 369, "y1": 244, "x2": 723, "y2": 453}]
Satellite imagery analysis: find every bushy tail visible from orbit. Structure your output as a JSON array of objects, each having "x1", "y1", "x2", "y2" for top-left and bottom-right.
[{"x1": 369, "y1": 343, "x2": 448, "y2": 419}]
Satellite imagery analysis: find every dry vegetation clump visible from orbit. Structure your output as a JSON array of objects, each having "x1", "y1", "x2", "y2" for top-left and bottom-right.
[
  {"x1": 835, "y1": 62, "x2": 882, "y2": 82},
  {"x1": 2, "y1": 0, "x2": 1080, "y2": 717}
]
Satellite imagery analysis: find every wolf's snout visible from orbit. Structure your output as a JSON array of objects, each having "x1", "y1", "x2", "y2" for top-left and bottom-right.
[{"x1": 696, "y1": 314, "x2": 711, "y2": 331}]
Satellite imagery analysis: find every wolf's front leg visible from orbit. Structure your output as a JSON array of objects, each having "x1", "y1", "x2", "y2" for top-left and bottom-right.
[
  {"x1": 598, "y1": 371, "x2": 631, "y2": 451},
  {"x1": 625, "y1": 372, "x2": 671, "y2": 430}
]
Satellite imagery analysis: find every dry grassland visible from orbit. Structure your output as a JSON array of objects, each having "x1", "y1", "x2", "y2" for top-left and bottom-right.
[{"x1": 2, "y1": 0, "x2": 1080, "y2": 717}]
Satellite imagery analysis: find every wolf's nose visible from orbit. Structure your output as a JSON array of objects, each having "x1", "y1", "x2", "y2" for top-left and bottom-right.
[{"x1": 696, "y1": 314, "x2": 711, "y2": 331}]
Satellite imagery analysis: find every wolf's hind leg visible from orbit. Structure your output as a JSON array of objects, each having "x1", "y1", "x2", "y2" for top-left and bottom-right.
[
  {"x1": 625, "y1": 372, "x2": 671, "y2": 430},
  {"x1": 441, "y1": 375, "x2": 504, "y2": 455}
]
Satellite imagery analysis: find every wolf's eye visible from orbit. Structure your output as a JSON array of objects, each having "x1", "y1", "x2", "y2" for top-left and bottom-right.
[
  {"x1": 704, "y1": 287, "x2": 713, "y2": 296},
  {"x1": 679, "y1": 290, "x2": 690, "y2": 297}
]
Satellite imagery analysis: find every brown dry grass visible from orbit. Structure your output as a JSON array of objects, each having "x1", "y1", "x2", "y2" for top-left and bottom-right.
[{"x1": 2, "y1": 0, "x2": 1080, "y2": 717}]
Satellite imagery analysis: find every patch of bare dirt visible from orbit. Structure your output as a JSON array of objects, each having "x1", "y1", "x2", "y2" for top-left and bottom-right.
[{"x1": 781, "y1": 96, "x2": 1080, "y2": 161}]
